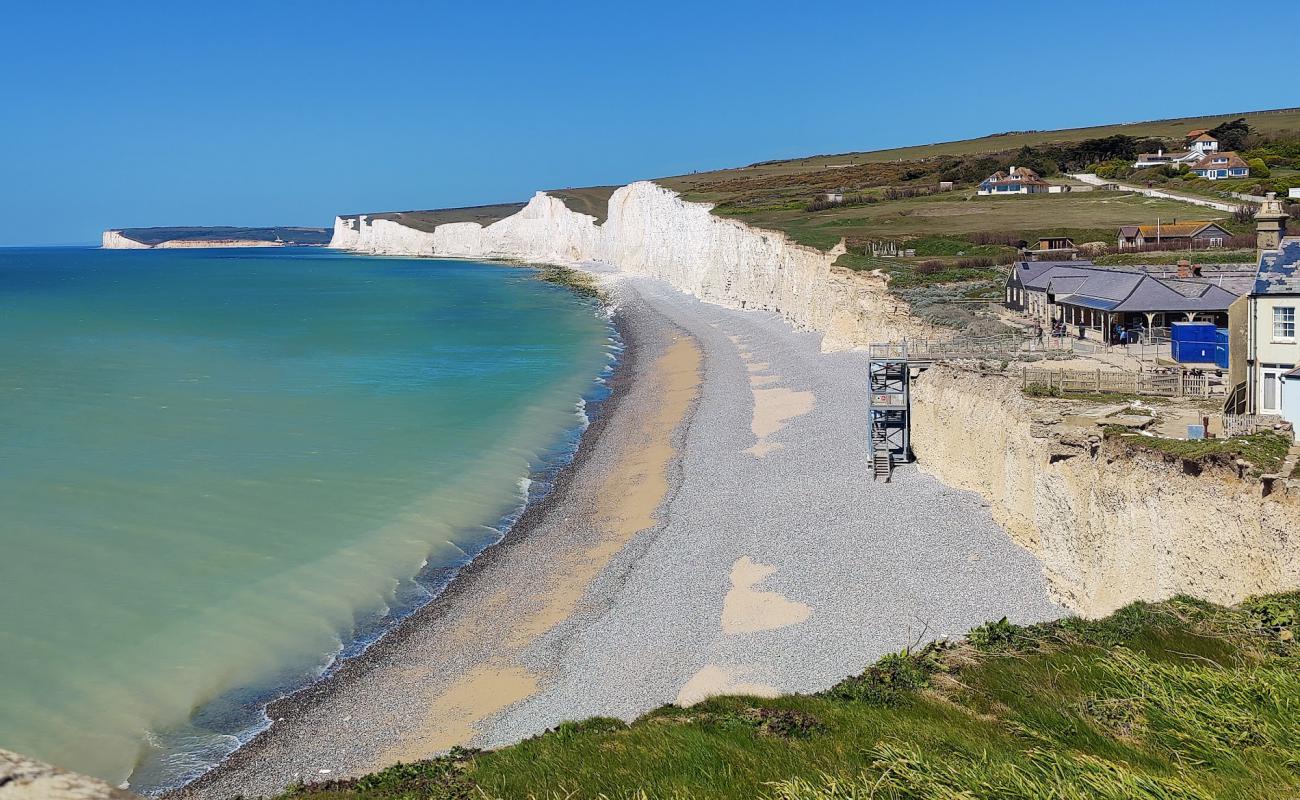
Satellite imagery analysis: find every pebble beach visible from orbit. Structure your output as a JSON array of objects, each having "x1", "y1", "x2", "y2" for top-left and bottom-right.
[{"x1": 178, "y1": 268, "x2": 1062, "y2": 800}]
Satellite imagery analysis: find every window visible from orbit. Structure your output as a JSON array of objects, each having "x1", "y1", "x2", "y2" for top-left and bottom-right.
[
  {"x1": 1209, "y1": 237, "x2": 1223, "y2": 247},
  {"x1": 1261, "y1": 364, "x2": 1293, "y2": 413},
  {"x1": 1275, "y1": 307, "x2": 1296, "y2": 341}
]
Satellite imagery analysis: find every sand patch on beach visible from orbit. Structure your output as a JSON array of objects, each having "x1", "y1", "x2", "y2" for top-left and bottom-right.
[
  {"x1": 372, "y1": 336, "x2": 702, "y2": 768},
  {"x1": 746, "y1": 387, "x2": 814, "y2": 457},
  {"x1": 676, "y1": 664, "x2": 780, "y2": 706},
  {"x1": 722, "y1": 556, "x2": 811, "y2": 634},
  {"x1": 506, "y1": 337, "x2": 702, "y2": 645},
  {"x1": 381, "y1": 664, "x2": 537, "y2": 763}
]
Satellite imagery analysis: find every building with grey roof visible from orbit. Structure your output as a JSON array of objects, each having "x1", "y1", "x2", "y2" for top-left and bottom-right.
[{"x1": 1005, "y1": 259, "x2": 1243, "y2": 343}]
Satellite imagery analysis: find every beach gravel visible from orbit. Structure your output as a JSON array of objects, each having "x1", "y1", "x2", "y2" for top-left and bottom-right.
[{"x1": 178, "y1": 269, "x2": 1060, "y2": 800}]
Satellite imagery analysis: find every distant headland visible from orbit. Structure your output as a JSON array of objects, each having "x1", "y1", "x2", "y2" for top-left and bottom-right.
[{"x1": 101, "y1": 226, "x2": 331, "y2": 249}]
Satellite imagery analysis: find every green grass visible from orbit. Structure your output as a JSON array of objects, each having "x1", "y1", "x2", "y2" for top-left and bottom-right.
[
  {"x1": 281, "y1": 594, "x2": 1300, "y2": 800},
  {"x1": 340, "y1": 204, "x2": 527, "y2": 233},
  {"x1": 1023, "y1": 385, "x2": 1170, "y2": 405},
  {"x1": 1095, "y1": 249, "x2": 1258, "y2": 265},
  {"x1": 546, "y1": 186, "x2": 620, "y2": 225},
  {"x1": 1105, "y1": 429, "x2": 1293, "y2": 476},
  {"x1": 654, "y1": 107, "x2": 1300, "y2": 197},
  {"x1": 711, "y1": 191, "x2": 1224, "y2": 253}
]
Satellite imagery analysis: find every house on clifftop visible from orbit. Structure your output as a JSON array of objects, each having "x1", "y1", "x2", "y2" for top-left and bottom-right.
[
  {"x1": 1116, "y1": 221, "x2": 1234, "y2": 250},
  {"x1": 1228, "y1": 196, "x2": 1298, "y2": 436},
  {"x1": 1006, "y1": 260, "x2": 1241, "y2": 343},
  {"x1": 978, "y1": 166, "x2": 1050, "y2": 195}
]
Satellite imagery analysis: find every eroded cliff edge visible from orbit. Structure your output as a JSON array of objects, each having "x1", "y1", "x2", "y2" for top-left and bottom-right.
[
  {"x1": 330, "y1": 181, "x2": 939, "y2": 351},
  {"x1": 911, "y1": 364, "x2": 1300, "y2": 617}
]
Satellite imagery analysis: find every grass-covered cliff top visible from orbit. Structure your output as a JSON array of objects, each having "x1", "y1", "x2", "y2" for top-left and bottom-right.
[
  {"x1": 115, "y1": 226, "x2": 331, "y2": 245},
  {"x1": 279, "y1": 593, "x2": 1300, "y2": 800},
  {"x1": 340, "y1": 204, "x2": 527, "y2": 234},
  {"x1": 652, "y1": 107, "x2": 1300, "y2": 199}
]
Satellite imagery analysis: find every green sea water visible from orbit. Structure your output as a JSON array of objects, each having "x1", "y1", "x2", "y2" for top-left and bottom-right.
[{"x1": 0, "y1": 247, "x2": 614, "y2": 790}]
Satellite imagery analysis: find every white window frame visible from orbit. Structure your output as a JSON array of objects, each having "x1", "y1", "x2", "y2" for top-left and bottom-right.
[
  {"x1": 1274, "y1": 306, "x2": 1296, "y2": 342},
  {"x1": 1261, "y1": 363, "x2": 1293, "y2": 413}
]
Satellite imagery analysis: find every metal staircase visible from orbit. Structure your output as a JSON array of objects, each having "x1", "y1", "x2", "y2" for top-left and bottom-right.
[{"x1": 867, "y1": 358, "x2": 910, "y2": 481}]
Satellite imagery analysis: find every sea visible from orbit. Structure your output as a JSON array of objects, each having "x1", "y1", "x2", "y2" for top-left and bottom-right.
[{"x1": 0, "y1": 247, "x2": 617, "y2": 792}]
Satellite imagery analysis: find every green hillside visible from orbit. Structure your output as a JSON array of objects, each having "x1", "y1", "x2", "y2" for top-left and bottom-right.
[{"x1": 281, "y1": 593, "x2": 1300, "y2": 800}]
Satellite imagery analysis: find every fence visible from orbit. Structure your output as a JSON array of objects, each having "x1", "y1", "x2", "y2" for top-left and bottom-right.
[
  {"x1": 1222, "y1": 413, "x2": 1275, "y2": 437},
  {"x1": 871, "y1": 334, "x2": 1061, "y2": 361},
  {"x1": 1022, "y1": 368, "x2": 1217, "y2": 399}
]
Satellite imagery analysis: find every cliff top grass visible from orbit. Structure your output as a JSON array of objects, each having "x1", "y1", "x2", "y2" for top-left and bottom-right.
[
  {"x1": 278, "y1": 593, "x2": 1300, "y2": 800},
  {"x1": 341, "y1": 204, "x2": 527, "y2": 234},
  {"x1": 707, "y1": 191, "x2": 1227, "y2": 252},
  {"x1": 546, "y1": 186, "x2": 620, "y2": 225},
  {"x1": 1105, "y1": 428, "x2": 1293, "y2": 476},
  {"x1": 653, "y1": 107, "x2": 1300, "y2": 198}
]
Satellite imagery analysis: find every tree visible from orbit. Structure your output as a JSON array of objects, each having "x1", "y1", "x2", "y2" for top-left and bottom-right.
[{"x1": 1207, "y1": 117, "x2": 1253, "y2": 151}]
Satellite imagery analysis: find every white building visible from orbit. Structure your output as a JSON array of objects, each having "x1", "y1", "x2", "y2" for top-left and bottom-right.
[
  {"x1": 977, "y1": 166, "x2": 1050, "y2": 195},
  {"x1": 1242, "y1": 218, "x2": 1299, "y2": 437}
]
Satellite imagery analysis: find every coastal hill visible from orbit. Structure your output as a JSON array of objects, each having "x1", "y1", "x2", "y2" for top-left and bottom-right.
[
  {"x1": 343, "y1": 106, "x2": 1300, "y2": 334},
  {"x1": 102, "y1": 226, "x2": 332, "y2": 249}
]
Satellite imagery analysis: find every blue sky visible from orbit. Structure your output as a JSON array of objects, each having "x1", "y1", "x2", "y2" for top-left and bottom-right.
[{"x1": 3, "y1": 0, "x2": 1295, "y2": 246}]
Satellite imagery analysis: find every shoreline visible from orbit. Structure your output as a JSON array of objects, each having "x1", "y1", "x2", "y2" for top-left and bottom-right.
[
  {"x1": 175, "y1": 268, "x2": 1062, "y2": 800},
  {"x1": 132, "y1": 264, "x2": 624, "y2": 795},
  {"x1": 172, "y1": 279, "x2": 702, "y2": 798}
]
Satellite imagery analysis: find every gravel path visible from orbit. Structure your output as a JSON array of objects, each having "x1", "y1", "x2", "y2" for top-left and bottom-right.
[{"x1": 178, "y1": 269, "x2": 1060, "y2": 799}]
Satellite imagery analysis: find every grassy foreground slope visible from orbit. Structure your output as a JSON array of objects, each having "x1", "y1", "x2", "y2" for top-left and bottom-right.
[{"x1": 283, "y1": 593, "x2": 1300, "y2": 800}]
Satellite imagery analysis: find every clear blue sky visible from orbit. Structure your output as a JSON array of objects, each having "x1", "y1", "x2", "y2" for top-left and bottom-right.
[{"x1": 3, "y1": 0, "x2": 1295, "y2": 246}]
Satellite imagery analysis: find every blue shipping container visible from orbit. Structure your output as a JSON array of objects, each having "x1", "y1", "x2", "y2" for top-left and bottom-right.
[
  {"x1": 1171, "y1": 340, "x2": 1215, "y2": 363},
  {"x1": 1214, "y1": 328, "x2": 1229, "y2": 370},
  {"x1": 1171, "y1": 321, "x2": 1217, "y2": 343}
]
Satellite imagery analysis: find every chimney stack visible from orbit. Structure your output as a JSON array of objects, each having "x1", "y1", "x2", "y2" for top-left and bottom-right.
[
  {"x1": 1176, "y1": 258, "x2": 1192, "y2": 279},
  {"x1": 1257, "y1": 192, "x2": 1288, "y2": 252}
]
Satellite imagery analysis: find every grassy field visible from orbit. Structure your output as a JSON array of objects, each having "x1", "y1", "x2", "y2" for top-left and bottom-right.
[
  {"x1": 547, "y1": 186, "x2": 620, "y2": 224},
  {"x1": 655, "y1": 107, "x2": 1300, "y2": 198},
  {"x1": 282, "y1": 593, "x2": 1300, "y2": 800},
  {"x1": 715, "y1": 191, "x2": 1230, "y2": 251},
  {"x1": 339, "y1": 204, "x2": 526, "y2": 233}
]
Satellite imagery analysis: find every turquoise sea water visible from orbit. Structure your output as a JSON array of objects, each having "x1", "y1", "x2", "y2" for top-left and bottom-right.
[{"x1": 0, "y1": 248, "x2": 614, "y2": 791}]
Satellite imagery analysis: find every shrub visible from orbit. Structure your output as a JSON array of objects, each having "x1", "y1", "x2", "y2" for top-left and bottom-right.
[
  {"x1": 1248, "y1": 158, "x2": 1270, "y2": 178},
  {"x1": 821, "y1": 646, "x2": 945, "y2": 706},
  {"x1": 915, "y1": 260, "x2": 946, "y2": 275}
]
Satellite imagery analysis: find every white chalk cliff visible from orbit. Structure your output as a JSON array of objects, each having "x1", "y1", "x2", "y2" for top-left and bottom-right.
[
  {"x1": 101, "y1": 231, "x2": 152, "y2": 249},
  {"x1": 330, "y1": 181, "x2": 938, "y2": 350}
]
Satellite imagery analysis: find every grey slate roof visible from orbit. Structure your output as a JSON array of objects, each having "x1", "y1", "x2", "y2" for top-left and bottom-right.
[
  {"x1": 1012, "y1": 261, "x2": 1240, "y2": 314},
  {"x1": 1254, "y1": 238, "x2": 1300, "y2": 296}
]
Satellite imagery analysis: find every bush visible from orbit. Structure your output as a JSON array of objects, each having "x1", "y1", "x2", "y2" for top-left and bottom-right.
[
  {"x1": 915, "y1": 260, "x2": 946, "y2": 275},
  {"x1": 1248, "y1": 158, "x2": 1270, "y2": 178}
]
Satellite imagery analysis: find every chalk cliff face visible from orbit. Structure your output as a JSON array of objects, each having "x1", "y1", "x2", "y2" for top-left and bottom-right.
[
  {"x1": 0, "y1": 748, "x2": 137, "y2": 800},
  {"x1": 910, "y1": 365, "x2": 1300, "y2": 617},
  {"x1": 330, "y1": 181, "x2": 938, "y2": 350},
  {"x1": 101, "y1": 231, "x2": 152, "y2": 249}
]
